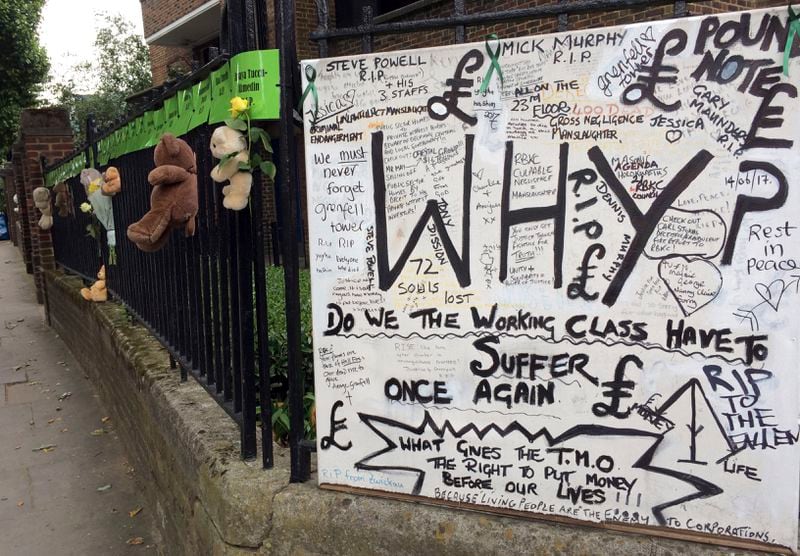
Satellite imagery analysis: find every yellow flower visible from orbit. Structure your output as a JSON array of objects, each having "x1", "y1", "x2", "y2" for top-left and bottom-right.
[
  {"x1": 88, "y1": 179, "x2": 102, "y2": 195},
  {"x1": 229, "y1": 96, "x2": 249, "y2": 118},
  {"x1": 80, "y1": 202, "x2": 92, "y2": 214}
]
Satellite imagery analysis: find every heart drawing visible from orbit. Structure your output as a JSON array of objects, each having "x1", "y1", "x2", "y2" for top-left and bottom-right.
[
  {"x1": 665, "y1": 129, "x2": 683, "y2": 144},
  {"x1": 754, "y1": 279, "x2": 785, "y2": 312},
  {"x1": 658, "y1": 257, "x2": 723, "y2": 317}
]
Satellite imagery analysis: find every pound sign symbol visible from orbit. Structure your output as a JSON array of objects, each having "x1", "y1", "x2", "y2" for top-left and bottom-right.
[
  {"x1": 427, "y1": 49, "x2": 484, "y2": 126},
  {"x1": 592, "y1": 354, "x2": 643, "y2": 419},
  {"x1": 320, "y1": 400, "x2": 353, "y2": 451},
  {"x1": 622, "y1": 28, "x2": 687, "y2": 112}
]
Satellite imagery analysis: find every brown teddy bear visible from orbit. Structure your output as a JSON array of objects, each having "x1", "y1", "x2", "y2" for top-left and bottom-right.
[
  {"x1": 102, "y1": 167, "x2": 121, "y2": 196},
  {"x1": 126, "y1": 134, "x2": 198, "y2": 252},
  {"x1": 80, "y1": 265, "x2": 107, "y2": 302},
  {"x1": 53, "y1": 182, "x2": 72, "y2": 217}
]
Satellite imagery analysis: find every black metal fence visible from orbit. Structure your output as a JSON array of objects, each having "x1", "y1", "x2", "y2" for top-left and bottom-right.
[
  {"x1": 50, "y1": 118, "x2": 276, "y2": 467},
  {"x1": 44, "y1": 0, "x2": 288, "y2": 470},
  {"x1": 42, "y1": 0, "x2": 711, "y2": 480}
]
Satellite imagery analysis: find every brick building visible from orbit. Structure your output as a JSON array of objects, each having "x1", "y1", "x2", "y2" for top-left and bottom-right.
[{"x1": 141, "y1": 0, "x2": 222, "y2": 84}]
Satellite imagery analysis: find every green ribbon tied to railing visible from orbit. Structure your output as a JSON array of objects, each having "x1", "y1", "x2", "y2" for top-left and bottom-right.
[
  {"x1": 479, "y1": 34, "x2": 504, "y2": 94},
  {"x1": 298, "y1": 64, "x2": 319, "y2": 123},
  {"x1": 784, "y1": 4, "x2": 800, "y2": 76}
]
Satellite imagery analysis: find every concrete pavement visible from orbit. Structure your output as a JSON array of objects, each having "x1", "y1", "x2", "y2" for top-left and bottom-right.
[{"x1": 0, "y1": 241, "x2": 159, "y2": 555}]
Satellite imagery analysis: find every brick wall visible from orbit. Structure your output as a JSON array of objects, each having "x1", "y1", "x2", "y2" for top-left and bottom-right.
[
  {"x1": 13, "y1": 108, "x2": 74, "y2": 303},
  {"x1": 11, "y1": 141, "x2": 32, "y2": 271},
  {"x1": 314, "y1": 0, "x2": 788, "y2": 56},
  {"x1": 148, "y1": 43, "x2": 194, "y2": 85}
]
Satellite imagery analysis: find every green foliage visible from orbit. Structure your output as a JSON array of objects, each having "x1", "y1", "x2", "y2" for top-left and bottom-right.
[
  {"x1": 49, "y1": 13, "x2": 151, "y2": 142},
  {"x1": 265, "y1": 266, "x2": 315, "y2": 444},
  {"x1": 0, "y1": 0, "x2": 49, "y2": 155}
]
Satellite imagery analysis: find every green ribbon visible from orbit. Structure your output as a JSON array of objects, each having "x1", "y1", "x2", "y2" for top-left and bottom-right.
[
  {"x1": 785, "y1": 4, "x2": 800, "y2": 76},
  {"x1": 298, "y1": 65, "x2": 319, "y2": 123},
  {"x1": 479, "y1": 34, "x2": 504, "y2": 94}
]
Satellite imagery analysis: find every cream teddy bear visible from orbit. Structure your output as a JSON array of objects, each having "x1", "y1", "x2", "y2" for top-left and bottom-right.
[
  {"x1": 80, "y1": 265, "x2": 107, "y2": 302},
  {"x1": 209, "y1": 125, "x2": 252, "y2": 211},
  {"x1": 32, "y1": 187, "x2": 53, "y2": 230}
]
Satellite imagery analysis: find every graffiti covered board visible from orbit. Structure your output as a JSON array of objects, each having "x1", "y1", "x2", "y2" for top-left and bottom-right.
[{"x1": 302, "y1": 7, "x2": 800, "y2": 551}]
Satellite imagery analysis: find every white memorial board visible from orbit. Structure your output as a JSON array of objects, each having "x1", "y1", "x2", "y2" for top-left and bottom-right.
[{"x1": 302, "y1": 7, "x2": 800, "y2": 551}]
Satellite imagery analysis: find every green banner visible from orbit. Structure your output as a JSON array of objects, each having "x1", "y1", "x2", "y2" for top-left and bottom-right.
[
  {"x1": 121, "y1": 122, "x2": 134, "y2": 154},
  {"x1": 208, "y1": 63, "x2": 233, "y2": 124},
  {"x1": 162, "y1": 95, "x2": 180, "y2": 136},
  {"x1": 114, "y1": 126, "x2": 129, "y2": 159},
  {"x1": 98, "y1": 136, "x2": 110, "y2": 166},
  {"x1": 44, "y1": 49, "x2": 281, "y2": 179},
  {"x1": 230, "y1": 49, "x2": 280, "y2": 120},
  {"x1": 139, "y1": 111, "x2": 154, "y2": 149},
  {"x1": 146, "y1": 107, "x2": 165, "y2": 147},
  {"x1": 131, "y1": 116, "x2": 146, "y2": 153},
  {"x1": 108, "y1": 130, "x2": 120, "y2": 161},
  {"x1": 188, "y1": 77, "x2": 212, "y2": 131},
  {"x1": 173, "y1": 88, "x2": 193, "y2": 137}
]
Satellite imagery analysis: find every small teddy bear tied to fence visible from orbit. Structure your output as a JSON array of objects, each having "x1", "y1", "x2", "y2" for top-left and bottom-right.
[
  {"x1": 127, "y1": 133, "x2": 198, "y2": 252},
  {"x1": 32, "y1": 187, "x2": 53, "y2": 230},
  {"x1": 53, "y1": 183, "x2": 71, "y2": 217},
  {"x1": 209, "y1": 126, "x2": 252, "y2": 211},
  {"x1": 80, "y1": 265, "x2": 107, "y2": 302},
  {"x1": 102, "y1": 167, "x2": 121, "y2": 196}
]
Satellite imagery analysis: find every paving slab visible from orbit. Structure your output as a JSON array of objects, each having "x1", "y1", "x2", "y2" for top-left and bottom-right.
[{"x1": 0, "y1": 242, "x2": 159, "y2": 554}]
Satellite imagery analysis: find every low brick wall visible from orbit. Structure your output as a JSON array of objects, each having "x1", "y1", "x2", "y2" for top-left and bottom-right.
[
  {"x1": 44, "y1": 269, "x2": 289, "y2": 554},
  {"x1": 44, "y1": 268, "x2": 772, "y2": 556}
]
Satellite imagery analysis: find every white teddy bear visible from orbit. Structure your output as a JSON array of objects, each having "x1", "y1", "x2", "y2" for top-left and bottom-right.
[
  {"x1": 32, "y1": 187, "x2": 53, "y2": 230},
  {"x1": 209, "y1": 126, "x2": 252, "y2": 211}
]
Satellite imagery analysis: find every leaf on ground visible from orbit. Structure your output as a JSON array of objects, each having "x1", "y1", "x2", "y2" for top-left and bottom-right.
[
  {"x1": 47, "y1": 417, "x2": 59, "y2": 424},
  {"x1": 57, "y1": 392, "x2": 72, "y2": 401},
  {"x1": 60, "y1": 428, "x2": 69, "y2": 433},
  {"x1": 90, "y1": 428, "x2": 107, "y2": 436},
  {"x1": 126, "y1": 537, "x2": 144, "y2": 545},
  {"x1": 14, "y1": 446, "x2": 21, "y2": 450},
  {"x1": 32, "y1": 444, "x2": 57, "y2": 452},
  {"x1": 101, "y1": 416, "x2": 110, "y2": 423},
  {"x1": 96, "y1": 484, "x2": 112, "y2": 492},
  {"x1": 128, "y1": 507, "x2": 142, "y2": 517}
]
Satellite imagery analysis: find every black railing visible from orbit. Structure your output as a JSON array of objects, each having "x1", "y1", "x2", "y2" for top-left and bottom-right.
[
  {"x1": 49, "y1": 119, "x2": 275, "y2": 465},
  {"x1": 42, "y1": 0, "x2": 710, "y2": 479},
  {"x1": 44, "y1": 0, "x2": 285, "y2": 468}
]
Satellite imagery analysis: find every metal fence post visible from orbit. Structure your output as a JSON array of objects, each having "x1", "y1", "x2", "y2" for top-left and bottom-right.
[{"x1": 275, "y1": 0, "x2": 310, "y2": 483}]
